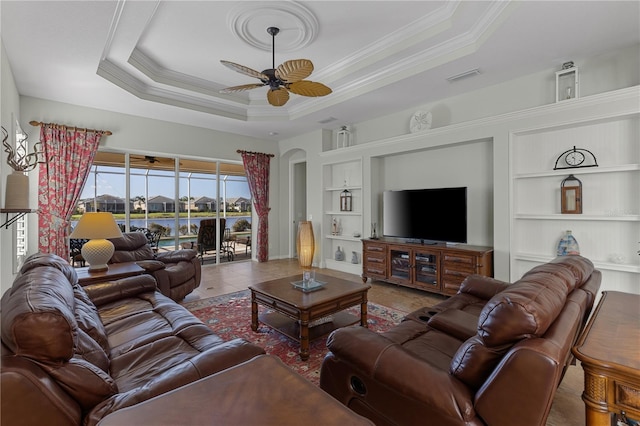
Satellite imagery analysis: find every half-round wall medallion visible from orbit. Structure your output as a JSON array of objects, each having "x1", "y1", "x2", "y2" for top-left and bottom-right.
[{"x1": 228, "y1": 2, "x2": 318, "y2": 52}]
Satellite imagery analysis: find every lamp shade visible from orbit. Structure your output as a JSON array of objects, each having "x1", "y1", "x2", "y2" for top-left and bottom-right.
[
  {"x1": 297, "y1": 221, "x2": 315, "y2": 269},
  {"x1": 69, "y1": 212, "x2": 123, "y2": 271}
]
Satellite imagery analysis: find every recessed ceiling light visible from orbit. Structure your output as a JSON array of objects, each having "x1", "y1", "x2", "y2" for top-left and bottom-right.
[
  {"x1": 318, "y1": 117, "x2": 337, "y2": 124},
  {"x1": 269, "y1": 131, "x2": 279, "y2": 136}
]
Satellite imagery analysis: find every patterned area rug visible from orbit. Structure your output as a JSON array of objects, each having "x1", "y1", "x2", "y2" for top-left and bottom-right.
[{"x1": 182, "y1": 290, "x2": 408, "y2": 385}]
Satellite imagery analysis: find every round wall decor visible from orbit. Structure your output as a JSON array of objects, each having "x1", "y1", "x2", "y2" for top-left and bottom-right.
[{"x1": 409, "y1": 110, "x2": 432, "y2": 133}]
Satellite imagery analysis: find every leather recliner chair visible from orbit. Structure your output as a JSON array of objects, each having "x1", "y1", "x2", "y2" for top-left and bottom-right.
[{"x1": 108, "y1": 232, "x2": 201, "y2": 301}]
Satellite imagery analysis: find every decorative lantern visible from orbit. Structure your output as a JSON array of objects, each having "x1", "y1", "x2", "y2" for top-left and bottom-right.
[
  {"x1": 337, "y1": 125, "x2": 351, "y2": 149},
  {"x1": 297, "y1": 221, "x2": 315, "y2": 269},
  {"x1": 555, "y1": 61, "x2": 579, "y2": 102},
  {"x1": 561, "y1": 174, "x2": 582, "y2": 214},
  {"x1": 340, "y1": 189, "x2": 352, "y2": 212}
]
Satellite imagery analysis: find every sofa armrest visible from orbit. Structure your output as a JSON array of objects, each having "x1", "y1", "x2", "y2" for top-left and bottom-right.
[
  {"x1": 156, "y1": 249, "x2": 197, "y2": 264},
  {"x1": 84, "y1": 275, "x2": 158, "y2": 307},
  {"x1": 427, "y1": 309, "x2": 478, "y2": 341},
  {"x1": 458, "y1": 275, "x2": 510, "y2": 300},
  {"x1": 326, "y1": 326, "x2": 397, "y2": 377},
  {"x1": 1, "y1": 354, "x2": 82, "y2": 426},
  {"x1": 135, "y1": 260, "x2": 165, "y2": 273},
  {"x1": 326, "y1": 327, "x2": 475, "y2": 419}
]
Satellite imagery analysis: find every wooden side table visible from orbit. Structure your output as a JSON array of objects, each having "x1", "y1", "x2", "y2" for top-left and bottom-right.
[
  {"x1": 572, "y1": 291, "x2": 640, "y2": 426},
  {"x1": 76, "y1": 261, "x2": 145, "y2": 286}
]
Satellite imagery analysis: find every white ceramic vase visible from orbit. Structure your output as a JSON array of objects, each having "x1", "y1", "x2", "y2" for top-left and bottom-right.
[{"x1": 4, "y1": 171, "x2": 29, "y2": 209}]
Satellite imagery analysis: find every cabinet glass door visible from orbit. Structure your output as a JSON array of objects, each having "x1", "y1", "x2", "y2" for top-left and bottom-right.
[
  {"x1": 389, "y1": 249, "x2": 411, "y2": 281},
  {"x1": 414, "y1": 252, "x2": 438, "y2": 287}
]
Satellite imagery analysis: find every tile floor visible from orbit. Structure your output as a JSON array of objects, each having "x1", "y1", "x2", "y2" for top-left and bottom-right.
[{"x1": 182, "y1": 258, "x2": 585, "y2": 426}]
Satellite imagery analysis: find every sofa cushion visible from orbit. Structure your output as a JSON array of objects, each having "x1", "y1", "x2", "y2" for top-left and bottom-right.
[
  {"x1": 477, "y1": 265, "x2": 576, "y2": 348},
  {"x1": 19, "y1": 252, "x2": 79, "y2": 284},
  {"x1": 73, "y1": 284, "x2": 110, "y2": 353},
  {"x1": 428, "y1": 309, "x2": 478, "y2": 342},
  {"x1": 109, "y1": 232, "x2": 155, "y2": 263},
  {"x1": 76, "y1": 328, "x2": 110, "y2": 372}
]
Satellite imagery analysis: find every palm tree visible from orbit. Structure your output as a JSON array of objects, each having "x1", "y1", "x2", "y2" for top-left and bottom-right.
[{"x1": 132, "y1": 195, "x2": 146, "y2": 213}]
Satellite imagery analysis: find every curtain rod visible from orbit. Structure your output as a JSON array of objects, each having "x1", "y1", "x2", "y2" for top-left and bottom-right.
[
  {"x1": 236, "y1": 149, "x2": 274, "y2": 157},
  {"x1": 29, "y1": 120, "x2": 112, "y2": 136}
]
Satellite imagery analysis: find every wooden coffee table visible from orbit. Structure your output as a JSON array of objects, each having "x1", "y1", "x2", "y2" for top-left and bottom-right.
[{"x1": 249, "y1": 273, "x2": 371, "y2": 360}]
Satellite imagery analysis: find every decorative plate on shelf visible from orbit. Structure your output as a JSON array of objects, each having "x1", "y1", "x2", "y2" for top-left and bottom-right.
[{"x1": 409, "y1": 110, "x2": 432, "y2": 133}]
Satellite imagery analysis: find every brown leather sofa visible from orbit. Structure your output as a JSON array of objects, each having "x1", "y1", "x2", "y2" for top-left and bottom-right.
[
  {"x1": 108, "y1": 232, "x2": 201, "y2": 301},
  {"x1": 1, "y1": 253, "x2": 265, "y2": 426},
  {"x1": 320, "y1": 255, "x2": 602, "y2": 426}
]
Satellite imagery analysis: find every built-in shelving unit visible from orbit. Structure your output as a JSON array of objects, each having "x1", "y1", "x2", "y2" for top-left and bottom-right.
[
  {"x1": 510, "y1": 113, "x2": 640, "y2": 293},
  {"x1": 322, "y1": 159, "x2": 363, "y2": 275}
]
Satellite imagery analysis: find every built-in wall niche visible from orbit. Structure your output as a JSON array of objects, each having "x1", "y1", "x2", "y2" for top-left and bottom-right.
[
  {"x1": 378, "y1": 139, "x2": 493, "y2": 247},
  {"x1": 322, "y1": 159, "x2": 363, "y2": 275},
  {"x1": 511, "y1": 113, "x2": 640, "y2": 293}
]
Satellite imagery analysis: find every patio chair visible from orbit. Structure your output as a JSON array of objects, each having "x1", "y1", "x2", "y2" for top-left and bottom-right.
[
  {"x1": 195, "y1": 218, "x2": 226, "y2": 264},
  {"x1": 222, "y1": 227, "x2": 235, "y2": 261},
  {"x1": 135, "y1": 227, "x2": 162, "y2": 252},
  {"x1": 69, "y1": 238, "x2": 89, "y2": 267}
]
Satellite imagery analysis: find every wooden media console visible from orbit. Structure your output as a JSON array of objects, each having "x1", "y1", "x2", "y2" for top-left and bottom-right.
[{"x1": 362, "y1": 238, "x2": 493, "y2": 296}]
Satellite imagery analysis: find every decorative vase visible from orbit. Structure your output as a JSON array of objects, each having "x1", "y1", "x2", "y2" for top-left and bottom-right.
[
  {"x1": 335, "y1": 246, "x2": 345, "y2": 261},
  {"x1": 351, "y1": 251, "x2": 358, "y2": 264},
  {"x1": 557, "y1": 230, "x2": 580, "y2": 256},
  {"x1": 4, "y1": 171, "x2": 29, "y2": 209}
]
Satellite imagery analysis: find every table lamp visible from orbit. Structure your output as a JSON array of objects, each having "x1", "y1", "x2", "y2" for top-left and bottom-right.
[
  {"x1": 69, "y1": 212, "x2": 123, "y2": 272},
  {"x1": 297, "y1": 221, "x2": 314, "y2": 270}
]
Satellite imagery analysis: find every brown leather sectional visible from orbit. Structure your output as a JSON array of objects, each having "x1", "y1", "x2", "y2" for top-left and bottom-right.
[
  {"x1": 1, "y1": 253, "x2": 265, "y2": 426},
  {"x1": 320, "y1": 255, "x2": 602, "y2": 426}
]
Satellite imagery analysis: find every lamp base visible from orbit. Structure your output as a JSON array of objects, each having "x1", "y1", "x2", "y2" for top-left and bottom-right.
[
  {"x1": 81, "y1": 239, "x2": 115, "y2": 272},
  {"x1": 87, "y1": 264, "x2": 109, "y2": 273}
]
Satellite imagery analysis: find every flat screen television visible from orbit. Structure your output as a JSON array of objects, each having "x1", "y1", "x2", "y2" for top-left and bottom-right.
[{"x1": 383, "y1": 187, "x2": 467, "y2": 244}]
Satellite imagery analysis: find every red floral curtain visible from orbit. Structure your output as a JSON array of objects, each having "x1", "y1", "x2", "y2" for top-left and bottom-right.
[
  {"x1": 239, "y1": 150, "x2": 274, "y2": 262},
  {"x1": 38, "y1": 124, "x2": 103, "y2": 259}
]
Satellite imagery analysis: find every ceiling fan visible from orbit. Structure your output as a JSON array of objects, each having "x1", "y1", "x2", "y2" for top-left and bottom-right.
[
  {"x1": 130, "y1": 155, "x2": 177, "y2": 167},
  {"x1": 219, "y1": 27, "x2": 332, "y2": 107}
]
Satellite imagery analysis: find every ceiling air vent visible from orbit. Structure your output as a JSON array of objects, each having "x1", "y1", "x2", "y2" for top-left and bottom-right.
[
  {"x1": 318, "y1": 117, "x2": 338, "y2": 124},
  {"x1": 446, "y1": 68, "x2": 481, "y2": 82}
]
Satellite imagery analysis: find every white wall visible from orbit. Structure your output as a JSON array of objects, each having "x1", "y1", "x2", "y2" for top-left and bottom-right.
[
  {"x1": 278, "y1": 43, "x2": 640, "y2": 281},
  {"x1": 352, "y1": 43, "x2": 640, "y2": 145},
  {"x1": 1, "y1": 39, "x2": 22, "y2": 295},
  {"x1": 380, "y1": 139, "x2": 493, "y2": 246}
]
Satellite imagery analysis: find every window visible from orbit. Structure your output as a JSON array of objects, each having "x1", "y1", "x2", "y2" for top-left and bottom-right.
[{"x1": 74, "y1": 152, "x2": 251, "y2": 262}]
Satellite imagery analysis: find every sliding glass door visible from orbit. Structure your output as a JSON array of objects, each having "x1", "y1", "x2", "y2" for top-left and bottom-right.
[{"x1": 73, "y1": 151, "x2": 251, "y2": 263}]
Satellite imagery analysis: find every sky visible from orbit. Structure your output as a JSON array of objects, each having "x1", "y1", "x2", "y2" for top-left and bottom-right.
[{"x1": 80, "y1": 169, "x2": 251, "y2": 201}]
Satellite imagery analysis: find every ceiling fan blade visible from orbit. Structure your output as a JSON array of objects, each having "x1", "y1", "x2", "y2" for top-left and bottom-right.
[
  {"x1": 287, "y1": 80, "x2": 332, "y2": 97},
  {"x1": 267, "y1": 87, "x2": 290, "y2": 107},
  {"x1": 275, "y1": 59, "x2": 314, "y2": 82},
  {"x1": 219, "y1": 83, "x2": 266, "y2": 94},
  {"x1": 220, "y1": 60, "x2": 268, "y2": 81}
]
